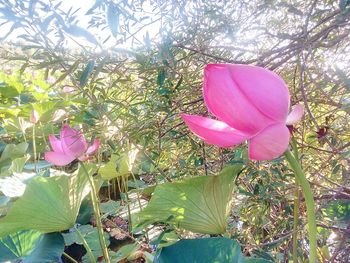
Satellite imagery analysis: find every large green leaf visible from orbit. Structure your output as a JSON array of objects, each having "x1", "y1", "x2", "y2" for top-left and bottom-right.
[
  {"x1": 134, "y1": 165, "x2": 242, "y2": 234},
  {"x1": 0, "y1": 142, "x2": 28, "y2": 163},
  {"x1": 0, "y1": 164, "x2": 95, "y2": 237},
  {"x1": 154, "y1": 237, "x2": 244, "y2": 263},
  {"x1": 0, "y1": 230, "x2": 41, "y2": 260},
  {"x1": 23, "y1": 232, "x2": 64, "y2": 263},
  {"x1": 0, "y1": 230, "x2": 64, "y2": 262},
  {"x1": 154, "y1": 238, "x2": 273, "y2": 263}
]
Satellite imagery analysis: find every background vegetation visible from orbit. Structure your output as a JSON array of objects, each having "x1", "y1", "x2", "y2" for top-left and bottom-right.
[{"x1": 0, "y1": 0, "x2": 349, "y2": 262}]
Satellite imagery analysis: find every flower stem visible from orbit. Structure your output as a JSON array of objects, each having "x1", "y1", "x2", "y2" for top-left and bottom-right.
[
  {"x1": 80, "y1": 163, "x2": 111, "y2": 263},
  {"x1": 291, "y1": 138, "x2": 300, "y2": 263},
  {"x1": 62, "y1": 251, "x2": 79, "y2": 263},
  {"x1": 74, "y1": 225, "x2": 95, "y2": 263},
  {"x1": 32, "y1": 125, "x2": 37, "y2": 171},
  {"x1": 284, "y1": 150, "x2": 317, "y2": 263}
]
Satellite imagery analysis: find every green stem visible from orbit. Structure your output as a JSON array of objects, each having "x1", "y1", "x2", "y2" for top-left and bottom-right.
[
  {"x1": 291, "y1": 138, "x2": 300, "y2": 263},
  {"x1": 284, "y1": 150, "x2": 317, "y2": 263},
  {"x1": 292, "y1": 186, "x2": 300, "y2": 262},
  {"x1": 62, "y1": 252, "x2": 79, "y2": 263},
  {"x1": 80, "y1": 163, "x2": 111, "y2": 263},
  {"x1": 32, "y1": 125, "x2": 37, "y2": 171},
  {"x1": 74, "y1": 225, "x2": 95, "y2": 263}
]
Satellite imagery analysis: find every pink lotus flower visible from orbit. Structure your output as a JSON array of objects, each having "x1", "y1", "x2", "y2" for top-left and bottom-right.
[
  {"x1": 181, "y1": 64, "x2": 304, "y2": 161},
  {"x1": 45, "y1": 124, "x2": 100, "y2": 166}
]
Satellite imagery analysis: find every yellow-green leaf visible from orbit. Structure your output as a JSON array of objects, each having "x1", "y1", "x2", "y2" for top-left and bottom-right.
[
  {"x1": 0, "y1": 164, "x2": 96, "y2": 237},
  {"x1": 133, "y1": 164, "x2": 242, "y2": 234}
]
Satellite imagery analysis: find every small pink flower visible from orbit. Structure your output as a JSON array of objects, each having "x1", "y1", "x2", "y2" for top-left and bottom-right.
[
  {"x1": 30, "y1": 110, "x2": 39, "y2": 124},
  {"x1": 181, "y1": 64, "x2": 304, "y2": 161},
  {"x1": 62, "y1": 86, "x2": 76, "y2": 93},
  {"x1": 45, "y1": 124, "x2": 100, "y2": 166},
  {"x1": 47, "y1": 76, "x2": 56, "y2": 84}
]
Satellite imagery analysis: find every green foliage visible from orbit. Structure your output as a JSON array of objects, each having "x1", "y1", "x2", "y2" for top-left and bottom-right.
[
  {"x1": 134, "y1": 165, "x2": 242, "y2": 234},
  {"x1": 0, "y1": 164, "x2": 94, "y2": 237},
  {"x1": 0, "y1": 230, "x2": 64, "y2": 262},
  {"x1": 154, "y1": 237, "x2": 272, "y2": 263},
  {"x1": 0, "y1": 0, "x2": 350, "y2": 261},
  {"x1": 63, "y1": 224, "x2": 110, "y2": 260}
]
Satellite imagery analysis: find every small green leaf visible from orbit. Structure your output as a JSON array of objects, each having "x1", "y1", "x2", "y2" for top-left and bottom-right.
[
  {"x1": 100, "y1": 148, "x2": 138, "y2": 180},
  {"x1": 111, "y1": 243, "x2": 140, "y2": 262},
  {"x1": 157, "y1": 69, "x2": 166, "y2": 87},
  {"x1": 107, "y1": 3, "x2": 120, "y2": 37},
  {"x1": 80, "y1": 60, "x2": 95, "y2": 87},
  {"x1": 64, "y1": 25, "x2": 98, "y2": 45}
]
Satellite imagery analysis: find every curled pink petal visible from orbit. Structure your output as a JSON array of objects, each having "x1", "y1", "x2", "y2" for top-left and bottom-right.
[
  {"x1": 86, "y1": 139, "x2": 100, "y2": 155},
  {"x1": 248, "y1": 123, "x2": 290, "y2": 161},
  {"x1": 44, "y1": 151, "x2": 76, "y2": 166},
  {"x1": 48, "y1": 135, "x2": 64, "y2": 153},
  {"x1": 181, "y1": 114, "x2": 249, "y2": 147},
  {"x1": 203, "y1": 64, "x2": 276, "y2": 135},
  {"x1": 60, "y1": 125, "x2": 88, "y2": 157},
  {"x1": 286, "y1": 104, "x2": 304, "y2": 125}
]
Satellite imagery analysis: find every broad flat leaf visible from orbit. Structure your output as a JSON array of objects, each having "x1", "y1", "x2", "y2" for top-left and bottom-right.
[
  {"x1": 0, "y1": 142, "x2": 28, "y2": 162},
  {"x1": 100, "y1": 200, "x2": 120, "y2": 215},
  {"x1": 0, "y1": 230, "x2": 64, "y2": 262},
  {"x1": 23, "y1": 232, "x2": 64, "y2": 263},
  {"x1": 134, "y1": 165, "x2": 242, "y2": 234},
  {"x1": 154, "y1": 237, "x2": 244, "y2": 263},
  {"x1": 0, "y1": 172, "x2": 36, "y2": 197},
  {"x1": 0, "y1": 164, "x2": 96, "y2": 237},
  {"x1": 0, "y1": 155, "x2": 29, "y2": 177},
  {"x1": 245, "y1": 258, "x2": 274, "y2": 263},
  {"x1": 0, "y1": 230, "x2": 41, "y2": 260},
  {"x1": 24, "y1": 160, "x2": 52, "y2": 171}
]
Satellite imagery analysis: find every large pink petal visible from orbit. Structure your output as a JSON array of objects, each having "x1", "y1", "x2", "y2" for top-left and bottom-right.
[
  {"x1": 248, "y1": 123, "x2": 290, "y2": 161},
  {"x1": 44, "y1": 151, "x2": 76, "y2": 166},
  {"x1": 86, "y1": 139, "x2": 100, "y2": 155},
  {"x1": 286, "y1": 104, "x2": 304, "y2": 125},
  {"x1": 203, "y1": 64, "x2": 277, "y2": 135},
  {"x1": 227, "y1": 64, "x2": 290, "y2": 122},
  {"x1": 181, "y1": 114, "x2": 249, "y2": 147},
  {"x1": 60, "y1": 124, "x2": 88, "y2": 157},
  {"x1": 48, "y1": 135, "x2": 64, "y2": 153}
]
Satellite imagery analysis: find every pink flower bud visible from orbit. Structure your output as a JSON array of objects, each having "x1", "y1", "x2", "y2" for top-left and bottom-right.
[{"x1": 30, "y1": 110, "x2": 39, "y2": 124}]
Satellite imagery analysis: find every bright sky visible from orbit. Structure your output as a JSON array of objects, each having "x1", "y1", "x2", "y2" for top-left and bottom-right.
[{"x1": 0, "y1": 0, "x2": 161, "y2": 50}]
